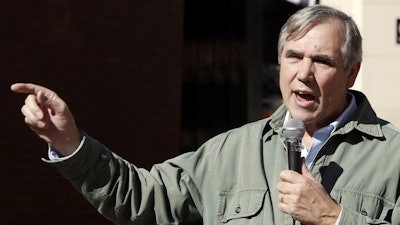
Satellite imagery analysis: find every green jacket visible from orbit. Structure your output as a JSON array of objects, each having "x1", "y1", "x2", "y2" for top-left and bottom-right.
[{"x1": 48, "y1": 90, "x2": 400, "y2": 225}]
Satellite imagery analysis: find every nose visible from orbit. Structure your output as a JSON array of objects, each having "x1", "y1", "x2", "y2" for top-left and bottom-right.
[
  {"x1": 297, "y1": 72, "x2": 310, "y2": 81},
  {"x1": 296, "y1": 59, "x2": 314, "y2": 82}
]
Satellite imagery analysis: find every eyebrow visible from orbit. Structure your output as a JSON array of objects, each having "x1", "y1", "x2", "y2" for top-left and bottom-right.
[
  {"x1": 313, "y1": 54, "x2": 337, "y2": 66},
  {"x1": 285, "y1": 49, "x2": 337, "y2": 66},
  {"x1": 285, "y1": 49, "x2": 302, "y2": 58}
]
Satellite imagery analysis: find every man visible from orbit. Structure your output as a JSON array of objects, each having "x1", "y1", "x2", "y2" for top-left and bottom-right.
[{"x1": 11, "y1": 5, "x2": 400, "y2": 225}]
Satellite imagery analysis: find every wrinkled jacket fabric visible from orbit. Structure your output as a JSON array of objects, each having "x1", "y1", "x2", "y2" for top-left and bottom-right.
[{"x1": 47, "y1": 90, "x2": 400, "y2": 225}]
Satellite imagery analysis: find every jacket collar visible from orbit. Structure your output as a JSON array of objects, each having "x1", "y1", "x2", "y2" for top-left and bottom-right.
[
  {"x1": 265, "y1": 89, "x2": 384, "y2": 138},
  {"x1": 339, "y1": 89, "x2": 384, "y2": 138}
]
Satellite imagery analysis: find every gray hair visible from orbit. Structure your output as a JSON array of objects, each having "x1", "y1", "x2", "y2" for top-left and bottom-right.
[{"x1": 277, "y1": 5, "x2": 362, "y2": 71}]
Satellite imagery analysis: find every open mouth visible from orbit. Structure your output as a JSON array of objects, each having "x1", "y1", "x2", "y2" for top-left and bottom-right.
[{"x1": 296, "y1": 91, "x2": 315, "y2": 101}]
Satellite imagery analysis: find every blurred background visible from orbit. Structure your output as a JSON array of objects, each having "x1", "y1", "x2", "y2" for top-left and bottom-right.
[{"x1": 1, "y1": 0, "x2": 399, "y2": 224}]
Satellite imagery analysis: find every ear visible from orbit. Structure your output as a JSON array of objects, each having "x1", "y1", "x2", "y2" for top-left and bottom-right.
[{"x1": 346, "y1": 61, "x2": 361, "y2": 88}]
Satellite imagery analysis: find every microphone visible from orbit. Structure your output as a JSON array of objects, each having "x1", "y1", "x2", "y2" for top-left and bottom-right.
[{"x1": 282, "y1": 118, "x2": 305, "y2": 173}]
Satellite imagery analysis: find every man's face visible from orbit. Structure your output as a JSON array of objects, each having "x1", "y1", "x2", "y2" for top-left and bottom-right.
[{"x1": 279, "y1": 19, "x2": 358, "y2": 132}]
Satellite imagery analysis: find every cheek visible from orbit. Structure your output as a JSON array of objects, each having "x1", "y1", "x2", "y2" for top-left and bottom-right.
[
  {"x1": 279, "y1": 67, "x2": 293, "y2": 88},
  {"x1": 318, "y1": 79, "x2": 347, "y2": 104},
  {"x1": 279, "y1": 73, "x2": 290, "y2": 96}
]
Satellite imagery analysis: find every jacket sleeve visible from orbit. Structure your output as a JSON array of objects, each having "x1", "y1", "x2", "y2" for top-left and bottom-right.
[
  {"x1": 44, "y1": 135, "x2": 212, "y2": 225},
  {"x1": 339, "y1": 199, "x2": 400, "y2": 225}
]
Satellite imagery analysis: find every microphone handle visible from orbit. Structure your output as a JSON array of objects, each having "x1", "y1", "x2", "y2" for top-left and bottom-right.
[
  {"x1": 286, "y1": 138, "x2": 303, "y2": 225},
  {"x1": 287, "y1": 140, "x2": 302, "y2": 173},
  {"x1": 288, "y1": 145, "x2": 301, "y2": 225}
]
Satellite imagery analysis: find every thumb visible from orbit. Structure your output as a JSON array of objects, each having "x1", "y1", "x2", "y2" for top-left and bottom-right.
[{"x1": 36, "y1": 90, "x2": 64, "y2": 116}]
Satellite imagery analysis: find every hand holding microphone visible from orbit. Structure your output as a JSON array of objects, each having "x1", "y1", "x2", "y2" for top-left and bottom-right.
[
  {"x1": 281, "y1": 117, "x2": 305, "y2": 225},
  {"x1": 278, "y1": 118, "x2": 341, "y2": 224}
]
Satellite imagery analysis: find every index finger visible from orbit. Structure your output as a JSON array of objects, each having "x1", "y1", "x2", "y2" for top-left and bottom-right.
[{"x1": 10, "y1": 83, "x2": 53, "y2": 95}]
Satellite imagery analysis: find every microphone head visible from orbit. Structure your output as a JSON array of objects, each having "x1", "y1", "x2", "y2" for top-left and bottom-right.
[{"x1": 282, "y1": 118, "x2": 305, "y2": 139}]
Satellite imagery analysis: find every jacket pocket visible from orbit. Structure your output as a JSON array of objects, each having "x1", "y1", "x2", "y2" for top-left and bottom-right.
[
  {"x1": 332, "y1": 188, "x2": 395, "y2": 220},
  {"x1": 217, "y1": 188, "x2": 267, "y2": 224}
]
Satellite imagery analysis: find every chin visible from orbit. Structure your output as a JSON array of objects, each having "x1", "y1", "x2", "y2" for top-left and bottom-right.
[{"x1": 288, "y1": 108, "x2": 315, "y2": 122}]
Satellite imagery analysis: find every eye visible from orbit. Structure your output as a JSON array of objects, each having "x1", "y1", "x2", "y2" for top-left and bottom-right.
[
  {"x1": 314, "y1": 61, "x2": 331, "y2": 68},
  {"x1": 289, "y1": 55, "x2": 301, "y2": 59},
  {"x1": 286, "y1": 53, "x2": 302, "y2": 62},
  {"x1": 284, "y1": 49, "x2": 303, "y2": 62},
  {"x1": 313, "y1": 55, "x2": 336, "y2": 67}
]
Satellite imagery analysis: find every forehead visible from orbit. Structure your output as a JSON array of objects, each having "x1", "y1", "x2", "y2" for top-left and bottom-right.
[{"x1": 284, "y1": 20, "x2": 344, "y2": 56}]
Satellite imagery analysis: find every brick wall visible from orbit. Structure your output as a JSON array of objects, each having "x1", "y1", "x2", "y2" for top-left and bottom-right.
[{"x1": 1, "y1": 0, "x2": 183, "y2": 224}]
